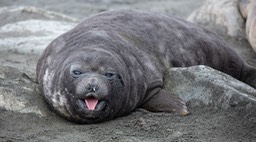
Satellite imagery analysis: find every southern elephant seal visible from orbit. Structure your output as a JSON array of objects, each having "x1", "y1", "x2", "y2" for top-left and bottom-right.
[{"x1": 36, "y1": 10, "x2": 256, "y2": 123}]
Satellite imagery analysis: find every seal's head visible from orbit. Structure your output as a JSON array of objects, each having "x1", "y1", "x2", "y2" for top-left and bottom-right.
[
  {"x1": 39, "y1": 45, "x2": 132, "y2": 123},
  {"x1": 68, "y1": 61, "x2": 124, "y2": 122}
]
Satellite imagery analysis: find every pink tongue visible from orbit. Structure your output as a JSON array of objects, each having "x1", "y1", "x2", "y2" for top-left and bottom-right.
[{"x1": 85, "y1": 97, "x2": 98, "y2": 110}]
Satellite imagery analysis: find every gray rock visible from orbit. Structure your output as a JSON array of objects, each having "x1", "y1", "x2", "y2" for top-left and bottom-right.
[
  {"x1": 0, "y1": 6, "x2": 78, "y2": 27},
  {"x1": 186, "y1": 0, "x2": 256, "y2": 68},
  {"x1": 165, "y1": 65, "x2": 256, "y2": 117},
  {"x1": 187, "y1": 0, "x2": 245, "y2": 39},
  {"x1": 0, "y1": 65, "x2": 49, "y2": 116},
  {"x1": 0, "y1": 7, "x2": 77, "y2": 54},
  {"x1": 0, "y1": 19, "x2": 76, "y2": 54}
]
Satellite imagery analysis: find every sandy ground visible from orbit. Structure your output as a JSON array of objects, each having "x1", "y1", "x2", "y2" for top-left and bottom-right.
[
  {"x1": 0, "y1": 0, "x2": 256, "y2": 142},
  {"x1": 1, "y1": 107, "x2": 256, "y2": 142}
]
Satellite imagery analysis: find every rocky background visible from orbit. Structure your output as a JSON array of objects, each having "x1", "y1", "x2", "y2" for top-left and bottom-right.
[{"x1": 0, "y1": 0, "x2": 256, "y2": 141}]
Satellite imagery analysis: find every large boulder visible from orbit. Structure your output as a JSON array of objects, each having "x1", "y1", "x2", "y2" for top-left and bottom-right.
[
  {"x1": 187, "y1": 0, "x2": 245, "y2": 38},
  {"x1": 239, "y1": 0, "x2": 256, "y2": 52},
  {"x1": 0, "y1": 7, "x2": 78, "y2": 75},
  {"x1": 0, "y1": 66, "x2": 49, "y2": 116},
  {"x1": 0, "y1": 19, "x2": 76, "y2": 54},
  {"x1": 0, "y1": 6, "x2": 77, "y2": 54},
  {"x1": 165, "y1": 65, "x2": 256, "y2": 117},
  {"x1": 0, "y1": 6, "x2": 77, "y2": 27},
  {"x1": 187, "y1": 0, "x2": 256, "y2": 53}
]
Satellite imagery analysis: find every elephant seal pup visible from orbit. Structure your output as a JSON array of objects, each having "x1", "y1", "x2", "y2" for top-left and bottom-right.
[{"x1": 36, "y1": 10, "x2": 256, "y2": 124}]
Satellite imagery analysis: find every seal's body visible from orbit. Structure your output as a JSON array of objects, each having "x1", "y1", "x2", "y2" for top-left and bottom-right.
[{"x1": 36, "y1": 10, "x2": 256, "y2": 123}]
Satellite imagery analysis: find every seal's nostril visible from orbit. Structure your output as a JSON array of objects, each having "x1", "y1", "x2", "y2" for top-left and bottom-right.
[
  {"x1": 92, "y1": 87, "x2": 96, "y2": 92},
  {"x1": 95, "y1": 85, "x2": 99, "y2": 91},
  {"x1": 87, "y1": 84, "x2": 92, "y2": 92}
]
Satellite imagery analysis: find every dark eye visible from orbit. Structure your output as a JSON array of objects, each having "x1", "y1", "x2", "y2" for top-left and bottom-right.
[
  {"x1": 104, "y1": 72, "x2": 116, "y2": 80},
  {"x1": 71, "y1": 70, "x2": 82, "y2": 78}
]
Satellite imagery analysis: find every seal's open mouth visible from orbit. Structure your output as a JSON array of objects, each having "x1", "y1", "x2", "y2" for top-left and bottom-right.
[
  {"x1": 85, "y1": 97, "x2": 99, "y2": 110},
  {"x1": 77, "y1": 96, "x2": 107, "y2": 111}
]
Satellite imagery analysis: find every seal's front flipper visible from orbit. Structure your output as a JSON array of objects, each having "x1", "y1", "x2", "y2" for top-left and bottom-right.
[{"x1": 141, "y1": 89, "x2": 189, "y2": 115}]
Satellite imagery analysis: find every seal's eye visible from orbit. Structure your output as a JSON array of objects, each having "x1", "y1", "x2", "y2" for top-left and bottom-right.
[
  {"x1": 104, "y1": 72, "x2": 116, "y2": 80},
  {"x1": 71, "y1": 70, "x2": 83, "y2": 78}
]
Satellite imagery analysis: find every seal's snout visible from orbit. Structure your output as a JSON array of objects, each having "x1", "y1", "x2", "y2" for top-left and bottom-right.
[
  {"x1": 75, "y1": 74, "x2": 110, "y2": 114},
  {"x1": 83, "y1": 78, "x2": 107, "y2": 111},
  {"x1": 86, "y1": 78, "x2": 99, "y2": 93}
]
